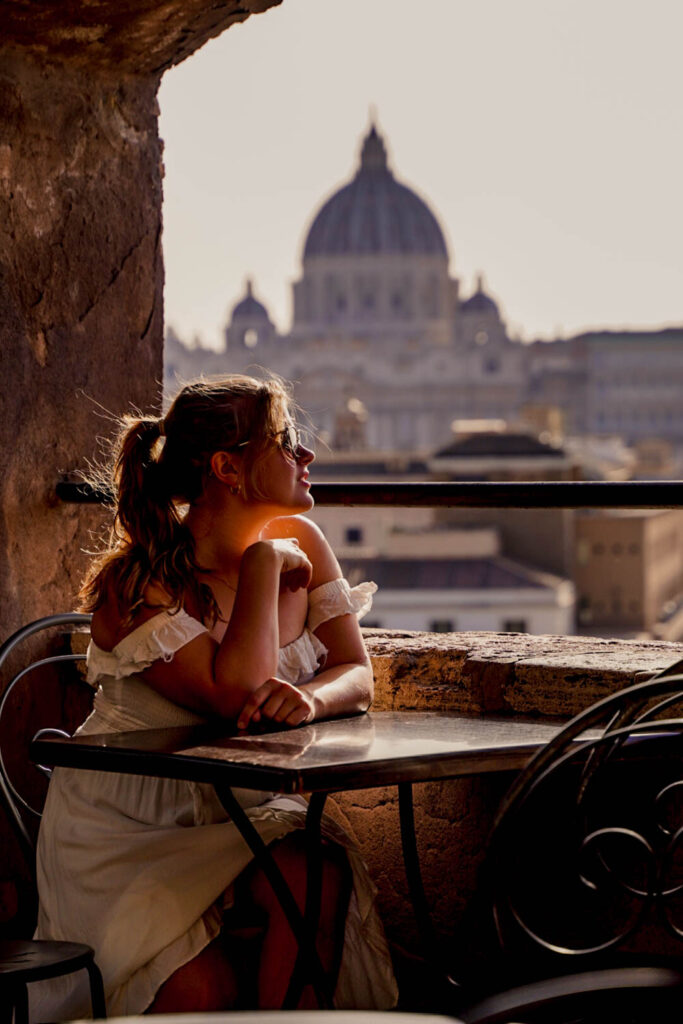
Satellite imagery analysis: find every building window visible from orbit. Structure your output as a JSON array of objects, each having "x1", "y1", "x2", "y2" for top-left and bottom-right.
[
  {"x1": 345, "y1": 527, "x2": 363, "y2": 544},
  {"x1": 502, "y1": 619, "x2": 527, "y2": 633},
  {"x1": 576, "y1": 540, "x2": 590, "y2": 566},
  {"x1": 423, "y1": 276, "x2": 439, "y2": 316},
  {"x1": 356, "y1": 274, "x2": 378, "y2": 314},
  {"x1": 430, "y1": 619, "x2": 454, "y2": 633},
  {"x1": 243, "y1": 328, "x2": 259, "y2": 348}
]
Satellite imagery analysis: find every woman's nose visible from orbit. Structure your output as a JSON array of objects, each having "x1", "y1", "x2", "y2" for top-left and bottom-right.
[{"x1": 297, "y1": 444, "x2": 315, "y2": 465}]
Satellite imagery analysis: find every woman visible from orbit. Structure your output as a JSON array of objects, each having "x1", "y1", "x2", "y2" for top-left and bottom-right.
[{"x1": 32, "y1": 375, "x2": 397, "y2": 1020}]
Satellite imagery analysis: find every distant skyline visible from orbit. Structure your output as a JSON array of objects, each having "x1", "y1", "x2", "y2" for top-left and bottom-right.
[{"x1": 159, "y1": 0, "x2": 682, "y2": 351}]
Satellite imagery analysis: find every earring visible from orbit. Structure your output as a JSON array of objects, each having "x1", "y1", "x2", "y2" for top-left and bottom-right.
[{"x1": 229, "y1": 484, "x2": 239, "y2": 496}]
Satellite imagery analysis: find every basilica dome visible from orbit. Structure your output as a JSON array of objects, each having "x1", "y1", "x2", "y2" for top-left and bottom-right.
[{"x1": 303, "y1": 125, "x2": 448, "y2": 260}]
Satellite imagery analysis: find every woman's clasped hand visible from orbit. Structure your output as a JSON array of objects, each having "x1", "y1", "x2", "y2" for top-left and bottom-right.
[{"x1": 236, "y1": 674, "x2": 315, "y2": 730}]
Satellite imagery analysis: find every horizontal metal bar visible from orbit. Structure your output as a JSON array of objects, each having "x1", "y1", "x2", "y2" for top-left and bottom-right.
[{"x1": 57, "y1": 479, "x2": 682, "y2": 510}]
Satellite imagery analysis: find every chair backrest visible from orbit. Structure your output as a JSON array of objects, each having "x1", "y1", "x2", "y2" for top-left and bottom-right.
[
  {"x1": 484, "y1": 657, "x2": 683, "y2": 974},
  {"x1": 0, "y1": 614, "x2": 93, "y2": 866}
]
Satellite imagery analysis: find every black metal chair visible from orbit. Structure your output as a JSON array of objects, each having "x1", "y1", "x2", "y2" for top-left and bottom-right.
[
  {"x1": 457, "y1": 657, "x2": 683, "y2": 1023},
  {"x1": 0, "y1": 613, "x2": 106, "y2": 1022}
]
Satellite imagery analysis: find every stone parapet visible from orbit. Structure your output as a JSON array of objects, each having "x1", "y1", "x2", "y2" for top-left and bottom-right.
[{"x1": 365, "y1": 627, "x2": 683, "y2": 717}]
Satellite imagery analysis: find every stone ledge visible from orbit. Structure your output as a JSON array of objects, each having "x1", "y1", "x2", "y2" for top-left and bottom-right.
[
  {"x1": 364, "y1": 629, "x2": 683, "y2": 719},
  {"x1": 0, "y1": 1, "x2": 282, "y2": 74}
]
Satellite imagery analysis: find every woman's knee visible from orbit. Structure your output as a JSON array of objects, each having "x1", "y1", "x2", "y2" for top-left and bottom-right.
[{"x1": 248, "y1": 832, "x2": 350, "y2": 913}]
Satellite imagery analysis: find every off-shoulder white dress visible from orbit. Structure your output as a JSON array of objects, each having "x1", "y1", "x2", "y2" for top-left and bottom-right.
[{"x1": 31, "y1": 578, "x2": 397, "y2": 1022}]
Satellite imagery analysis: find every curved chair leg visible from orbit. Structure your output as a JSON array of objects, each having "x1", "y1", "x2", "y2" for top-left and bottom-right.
[{"x1": 86, "y1": 959, "x2": 107, "y2": 1018}]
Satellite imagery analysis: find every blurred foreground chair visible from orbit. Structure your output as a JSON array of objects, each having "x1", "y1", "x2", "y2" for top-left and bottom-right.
[
  {"x1": 457, "y1": 657, "x2": 683, "y2": 1023},
  {"x1": 459, "y1": 965, "x2": 683, "y2": 1023},
  {"x1": 0, "y1": 614, "x2": 106, "y2": 1022}
]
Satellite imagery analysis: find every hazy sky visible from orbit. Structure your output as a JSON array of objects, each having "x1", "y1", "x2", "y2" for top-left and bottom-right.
[{"x1": 159, "y1": 0, "x2": 682, "y2": 351}]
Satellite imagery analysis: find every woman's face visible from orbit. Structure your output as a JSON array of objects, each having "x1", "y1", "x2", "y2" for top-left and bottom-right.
[{"x1": 251, "y1": 421, "x2": 315, "y2": 514}]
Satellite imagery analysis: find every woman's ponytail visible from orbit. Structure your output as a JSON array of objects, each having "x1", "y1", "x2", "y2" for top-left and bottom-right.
[
  {"x1": 114, "y1": 416, "x2": 176, "y2": 555},
  {"x1": 79, "y1": 415, "x2": 191, "y2": 623}
]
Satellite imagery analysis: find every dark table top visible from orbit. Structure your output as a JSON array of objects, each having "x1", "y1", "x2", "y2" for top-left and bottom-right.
[{"x1": 31, "y1": 711, "x2": 567, "y2": 794}]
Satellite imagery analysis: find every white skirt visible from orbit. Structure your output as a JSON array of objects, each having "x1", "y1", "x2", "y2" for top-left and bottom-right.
[{"x1": 31, "y1": 763, "x2": 398, "y2": 1020}]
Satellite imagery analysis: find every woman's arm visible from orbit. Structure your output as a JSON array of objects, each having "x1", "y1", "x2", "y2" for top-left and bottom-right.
[
  {"x1": 235, "y1": 517, "x2": 374, "y2": 729},
  {"x1": 106, "y1": 537, "x2": 313, "y2": 721}
]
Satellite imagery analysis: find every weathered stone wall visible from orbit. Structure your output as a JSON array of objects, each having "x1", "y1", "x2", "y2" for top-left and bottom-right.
[{"x1": 0, "y1": 55, "x2": 164, "y2": 635}]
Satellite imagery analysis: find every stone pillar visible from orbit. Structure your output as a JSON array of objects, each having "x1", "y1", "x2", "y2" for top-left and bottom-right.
[{"x1": 0, "y1": 54, "x2": 164, "y2": 631}]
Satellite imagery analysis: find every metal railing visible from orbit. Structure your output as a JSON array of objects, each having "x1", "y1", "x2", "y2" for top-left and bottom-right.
[{"x1": 57, "y1": 479, "x2": 682, "y2": 509}]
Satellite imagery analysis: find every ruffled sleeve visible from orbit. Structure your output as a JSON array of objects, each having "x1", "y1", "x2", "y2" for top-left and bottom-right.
[
  {"x1": 306, "y1": 577, "x2": 378, "y2": 634},
  {"x1": 86, "y1": 608, "x2": 208, "y2": 684}
]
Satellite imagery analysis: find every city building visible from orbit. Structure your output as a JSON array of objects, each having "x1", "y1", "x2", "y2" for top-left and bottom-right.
[
  {"x1": 310, "y1": 444, "x2": 575, "y2": 636},
  {"x1": 165, "y1": 121, "x2": 683, "y2": 462},
  {"x1": 575, "y1": 509, "x2": 683, "y2": 640},
  {"x1": 166, "y1": 122, "x2": 528, "y2": 451}
]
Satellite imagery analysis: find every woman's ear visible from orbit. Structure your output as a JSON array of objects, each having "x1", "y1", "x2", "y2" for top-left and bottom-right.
[{"x1": 210, "y1": 451, "x2": 240, "y2": 485}]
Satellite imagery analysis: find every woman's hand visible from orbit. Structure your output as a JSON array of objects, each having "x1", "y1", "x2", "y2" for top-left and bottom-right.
[
  {"x1": 248, "y1": 537, "x2": 312, "y2": 592},
  {"x1": 237, "y1": 677, "x2": 315, "y2": 730}
]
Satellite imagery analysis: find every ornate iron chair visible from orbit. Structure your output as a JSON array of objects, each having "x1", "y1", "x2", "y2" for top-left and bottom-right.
[
  {"x1": 0, "y1": 613, "x2": 106, "y2": 1022},
  {"x1": 458, "y1": 658, "x2": 683, "y2": 1023}
]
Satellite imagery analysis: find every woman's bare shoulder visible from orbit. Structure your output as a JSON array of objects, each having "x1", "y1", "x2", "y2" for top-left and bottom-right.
[{"x1": 90, "y1": 580, "x2": 176, "y2": 652}]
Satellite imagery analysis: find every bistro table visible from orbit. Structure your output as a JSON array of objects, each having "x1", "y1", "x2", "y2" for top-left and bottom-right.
[
  {"x1": 31, "y1": 710, "x2": 566, "y2": 1008},
  {"x1": 94, "y1": 1013, "x2": 460, "y2": 1024}
]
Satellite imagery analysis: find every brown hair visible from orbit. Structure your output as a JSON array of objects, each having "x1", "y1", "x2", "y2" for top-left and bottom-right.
[{"x1": 79, "y1": 374, "x2": 293, "y2": 626}]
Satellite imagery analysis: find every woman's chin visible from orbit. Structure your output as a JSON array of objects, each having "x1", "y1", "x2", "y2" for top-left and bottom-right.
[{"x1": 298, "y1": 491, "x2": 315, "y2": 513}]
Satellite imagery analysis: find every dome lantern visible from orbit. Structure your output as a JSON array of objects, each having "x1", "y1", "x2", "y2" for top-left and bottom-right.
[{"x1": 359, "y1": 124, "x2": 388, "y2": 173}]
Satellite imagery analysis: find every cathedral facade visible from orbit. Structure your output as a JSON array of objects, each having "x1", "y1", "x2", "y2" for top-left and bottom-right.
[
  {"x1": 166, "y1": 123, "x2": 528, "y2": 452},
  {"x1": 165, "y1": 123, "x2": 683, "y2": 457}
]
